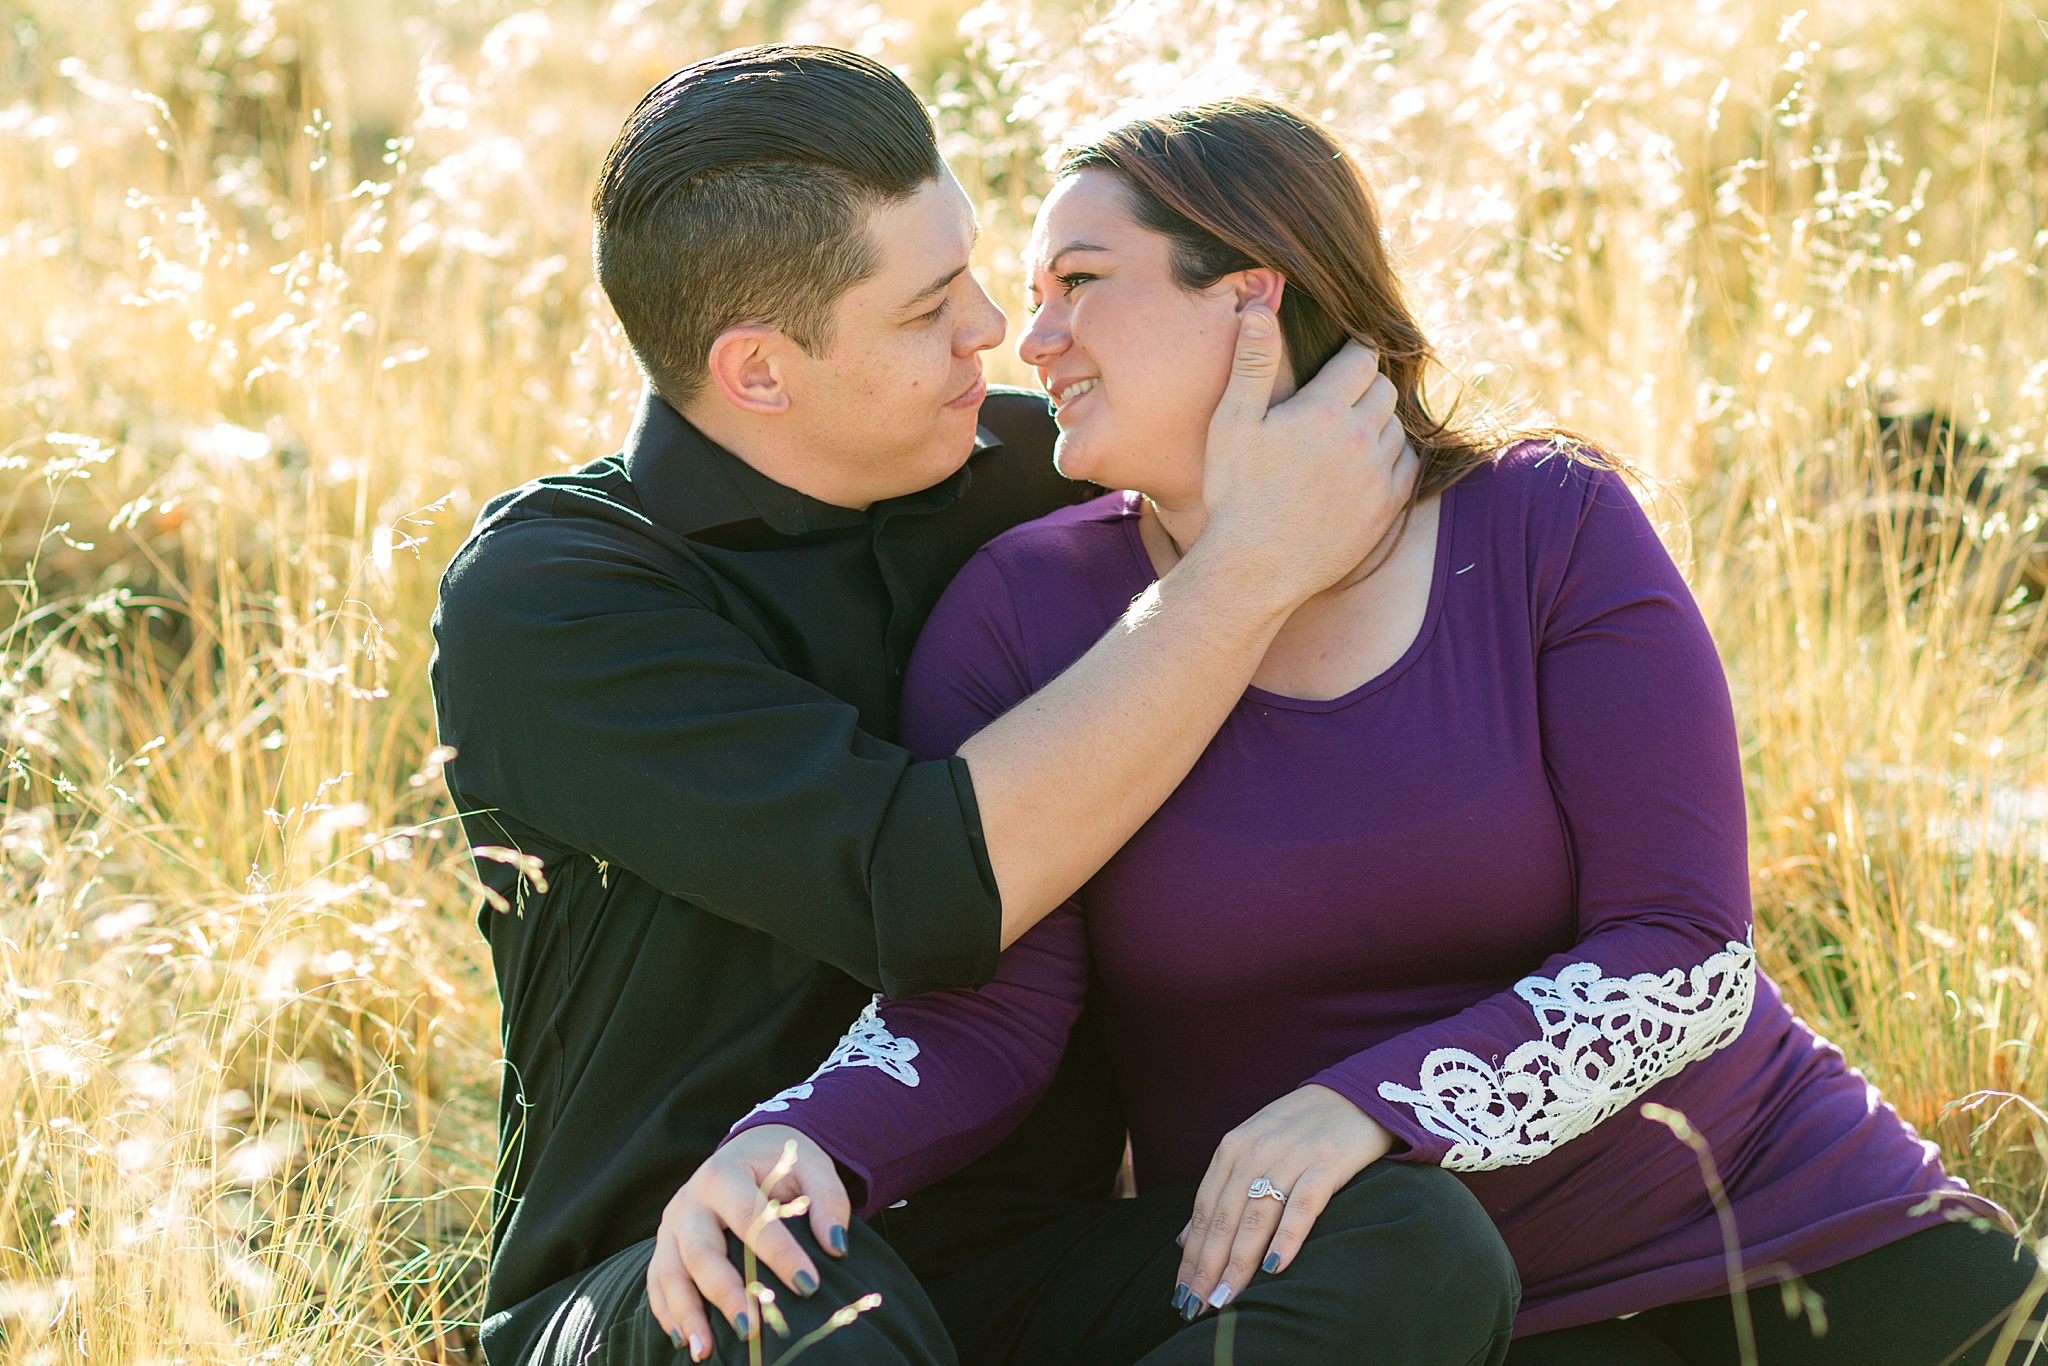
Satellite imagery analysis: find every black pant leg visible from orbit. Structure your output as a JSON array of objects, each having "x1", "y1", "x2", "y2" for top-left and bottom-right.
[
  {"x1": 509, "y1": 1220, "x2": 958, "y2": 1366},
  {"x1": 1132, "y1": 1163, "x2": 1519, "y2": 1366},
  {"x1": 1638, "y1": 1222, "x2": 2043, "y2": 1366},
  {"x1": 915, "y1": 1162, "x2": 1518, "y2": 1366},
  {"x1": 907, "y1": 1180, "x2": 1192, "y2": 1366},
  {"x1": 1503, "y1": 1317, "x2": 1690, "y2": 1366}
]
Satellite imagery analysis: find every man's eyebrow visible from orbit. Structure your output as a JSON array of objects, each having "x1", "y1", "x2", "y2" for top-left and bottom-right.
[
  {"x1": 901, "y1": 224, "x2": 983, "y2": 309},
  {"x1": 902, "y1": 261, "x2": 968, "y2": 309}
]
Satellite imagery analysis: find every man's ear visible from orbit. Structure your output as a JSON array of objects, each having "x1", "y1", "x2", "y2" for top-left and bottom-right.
[
  {"x1": 703, "y1": 325, "x2": 793, "y2": 415},
  {"x1": 1230, "y1": 268, "x2": 1286, "y2": 317}
]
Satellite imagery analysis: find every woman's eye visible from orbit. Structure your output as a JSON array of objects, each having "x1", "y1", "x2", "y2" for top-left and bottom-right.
[{"x1": 1056, "y1": 271, "x2": 1096, "y2": 295}]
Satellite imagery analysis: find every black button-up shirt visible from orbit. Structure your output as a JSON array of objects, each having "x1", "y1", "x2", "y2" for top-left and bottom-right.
[{"x1": 429, "y1": 387, "x2": 1095, "y2": 1350}]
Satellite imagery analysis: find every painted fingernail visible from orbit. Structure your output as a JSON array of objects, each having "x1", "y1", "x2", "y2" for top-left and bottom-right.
[
  {"x1": 793, "y1": 1269, "x2": 817, "y2": 1297},
  {"x1": 1208, "y1": 1282, "x2": 1235, "y2": 1309},
  {"x1": 1172, "y1": 1282, "x2": 1189, "y2": 1310},
  {"x1": 689, "y1": 1334, "x2": 707, "y2": 1362},
  {"x1": 669, "y1": 1327, "x2": 683, "y2": 1350},
  {"x1": 734, "y1": 1312, "x2": 751, "y2": 1337},
  {"x1": 1182, "y1": 1296, "x2": 1202, "y2": 1322},
  {"x1": 830, "y1": 1224, "x2": 848, "y2": 1254},
  {"x1": 1262, "y1": 1251, "x2": 1281, "y2": 1274}
]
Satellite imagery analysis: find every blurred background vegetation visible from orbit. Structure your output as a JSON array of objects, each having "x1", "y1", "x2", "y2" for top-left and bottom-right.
[{"x1": 3, "y1": 0, "x2": 2047, "y2": 1359}]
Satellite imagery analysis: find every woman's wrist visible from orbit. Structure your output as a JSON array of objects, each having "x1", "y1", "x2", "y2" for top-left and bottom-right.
[{"x1": 1297, "y1": 1082, "x2": 1396, "y2": 1167}]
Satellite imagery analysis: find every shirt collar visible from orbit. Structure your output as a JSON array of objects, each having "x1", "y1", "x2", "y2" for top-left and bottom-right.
[{"x1": 622, "y1": 387, "x2": 997, "y2": 540}]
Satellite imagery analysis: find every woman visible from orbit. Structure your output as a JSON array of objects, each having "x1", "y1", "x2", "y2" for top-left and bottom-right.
[{"x1": 725, "y1": 98, "x2": 2038, "y2": 1363}]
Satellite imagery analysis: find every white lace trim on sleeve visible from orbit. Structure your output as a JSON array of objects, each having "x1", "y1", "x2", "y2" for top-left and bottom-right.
[
  {"x1": 1375, "y1": 937, "x2": 1757, "y2": 1172},
  {"x1": 730, "y1": 996, "x2": 921, "y2": 1131}
]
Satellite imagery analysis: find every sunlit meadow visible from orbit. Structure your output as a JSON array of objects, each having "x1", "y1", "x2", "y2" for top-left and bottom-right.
[{"x1": 3, "y1": 0, "x2": 2047, "y2": 1359}]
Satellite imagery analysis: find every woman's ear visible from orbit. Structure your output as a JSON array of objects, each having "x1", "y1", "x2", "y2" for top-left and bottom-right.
[
  {"x1": 1230, "y1": 268, "x2": 1287, "y2": 317},
  {"x1": 1230, "y1": 268, "x2": 1297, "y2": 399},
  {"x1": 702, "y1": 325, "x2": 792, "y2": 416}
]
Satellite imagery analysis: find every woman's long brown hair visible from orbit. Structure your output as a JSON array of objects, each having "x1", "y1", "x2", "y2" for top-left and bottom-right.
[{"x1": 1060, "y1": 97, "x2": 1550, "y2": 501}]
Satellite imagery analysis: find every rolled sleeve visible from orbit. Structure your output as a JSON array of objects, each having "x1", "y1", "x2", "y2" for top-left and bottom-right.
[{"x1": 870, "y1": 755, "x2": 1002, "y2": 997}]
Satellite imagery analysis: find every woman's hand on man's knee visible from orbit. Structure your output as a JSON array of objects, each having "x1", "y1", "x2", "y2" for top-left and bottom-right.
[
  {"x1": 645, "y1": 1125, "x2": 853, "y2": 1361},
  {"x1": 1172, "y1": 1084, "x2": 1395, "y2": 1321}
]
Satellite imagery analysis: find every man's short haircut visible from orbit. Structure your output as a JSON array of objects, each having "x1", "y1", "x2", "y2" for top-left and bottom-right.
[{"x1": 592, "y1": 45, "x2": 944, "y2": 408}]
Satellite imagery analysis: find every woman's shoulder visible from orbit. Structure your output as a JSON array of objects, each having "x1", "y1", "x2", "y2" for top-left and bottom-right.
[
  {"x1": 922, "y1": 487, "x2": 1141, "y2": 651},
  {"x1": 1448, "y1": 436, "x2": 1696, "y2": 633},
  {"x1": 976, "y1": 486, "x2": 1142, "y2": 570},
  {"x1": 1458, "y1": 436, "x2": 1627, "y2": 498},
  {"x1": 1450, "y1": 436, "x2": 1644, "y2": 541},
  {"x1": 903, "y1": 490, "x2": 1143, "y2": 746},
  {"x1": 965, "y1": 488, "x2": 1149, "y2": 615}
]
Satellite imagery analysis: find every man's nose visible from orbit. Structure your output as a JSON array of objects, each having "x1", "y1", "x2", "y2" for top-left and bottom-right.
[{"x1": 959, "y1": 276, "x2": 1008, "y2": 354}]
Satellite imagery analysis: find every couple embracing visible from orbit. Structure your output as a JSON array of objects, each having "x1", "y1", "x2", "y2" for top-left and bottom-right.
[{"x1": 431, "y1": 44, "x2": 2037, "y2": 1366}]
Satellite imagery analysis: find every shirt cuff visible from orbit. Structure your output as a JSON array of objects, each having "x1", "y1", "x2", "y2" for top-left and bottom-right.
[
  {"x1": 868, "y1": 755, "x2": 1002, "y2": 997},
  {"x1": 722, "y1": 1113, "x2": 880, "y2": 1218}
]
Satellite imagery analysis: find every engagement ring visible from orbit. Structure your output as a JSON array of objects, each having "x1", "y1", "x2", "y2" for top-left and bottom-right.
[{"x1": 1247, "y1": 1177, "x2": 1287, "y2": 1202}]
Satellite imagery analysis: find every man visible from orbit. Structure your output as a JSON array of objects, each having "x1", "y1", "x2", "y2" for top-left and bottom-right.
[{"x1": 431, "y1": 44, "x2": 1512, "y2": 1366}]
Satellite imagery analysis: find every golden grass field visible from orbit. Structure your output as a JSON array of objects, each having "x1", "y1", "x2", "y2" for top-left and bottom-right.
[{"x1": 4, "y1": 0, "x2": 2048, "y2": 1359}]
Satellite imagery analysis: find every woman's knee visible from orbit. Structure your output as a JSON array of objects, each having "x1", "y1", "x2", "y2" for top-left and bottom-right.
[
  {"x1": 1226, "y1": 1163, "x2": 1514, "y2": 1364},
  {"x1": 1310, "y1": 1161, "x2": 1520, "y2": 1311}
]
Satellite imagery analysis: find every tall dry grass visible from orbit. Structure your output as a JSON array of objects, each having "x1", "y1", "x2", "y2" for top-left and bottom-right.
[{"x1": 2, "y1": 0, "x2": 2046, "y2": 1358}]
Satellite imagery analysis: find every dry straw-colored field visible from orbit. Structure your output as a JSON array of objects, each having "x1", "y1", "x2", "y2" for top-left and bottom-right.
[{"x1": 5, "y1": 0, "x2": 2048, "y2": 1359}]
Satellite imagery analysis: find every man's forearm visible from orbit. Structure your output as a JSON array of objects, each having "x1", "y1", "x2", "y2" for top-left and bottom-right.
[{"x1": 960, "y1": 536, "x2": 1294, "y2": 948}]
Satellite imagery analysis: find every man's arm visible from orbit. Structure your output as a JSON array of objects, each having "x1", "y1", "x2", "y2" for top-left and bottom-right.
[
  {"x1": 966, "y1": 309, "x2": 1415, "y2": 945},
  {"x1": 432, "y1": 516, "x2": 1003, "y2": 999}
]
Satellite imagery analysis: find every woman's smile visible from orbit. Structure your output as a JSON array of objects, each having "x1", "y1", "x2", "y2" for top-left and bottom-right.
[{"x1": 1051, "y1": 376, "x2": 1100, "y2": 411}]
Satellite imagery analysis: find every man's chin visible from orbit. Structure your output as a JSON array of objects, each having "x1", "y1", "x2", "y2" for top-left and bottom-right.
[
  {"x1": 927, "y1": 433, "x2": 981, "y2": 484},
  {"x1": 877, "y1": 431, "x2": 982, "y2": 500}
]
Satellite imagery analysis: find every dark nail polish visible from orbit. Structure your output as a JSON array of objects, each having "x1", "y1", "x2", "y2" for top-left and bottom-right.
[
  {"x1": 829, "y1": 1224, "x2": 848, "y2": 1254},
  {"x1": 1262, "y1": 1251, "x2": 1280, "y2": 1274},
  {"x1": 735, "y1": 1312, "x2": 751, "y2": 1337},
  {"x1": 669, "y1": 1327, "x2": 683, "y2": 1351},
  {"x1": 1172, "y1": 1282, "x2": 1189, "y2": 1310},
  {"x1": 1182, "y1": 1297, "x2": 1201, "y2": 1323},
  {"x1": 793, "y1": 1269, "x2": 818, "y2": 1297}
]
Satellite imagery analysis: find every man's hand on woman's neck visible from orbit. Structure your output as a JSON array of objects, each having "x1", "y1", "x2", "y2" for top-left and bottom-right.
[
  {"x1": 960, "y1": 314, "x2": 1418, "y2": 947},
  {"x1": 1133, "y1": 351, "x2": 1308, "y2": 576}
]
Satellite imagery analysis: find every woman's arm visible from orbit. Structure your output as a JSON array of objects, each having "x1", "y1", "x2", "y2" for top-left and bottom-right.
[
  {"x1": 724, "y1": 898, "x2": 1091, "y2": 1218},
  {"x1": 1174, "y1": 456, "x2": 1756, "y2": 1314},
  {"x1": 1325, "y1": 460, "x2": 1754, "y2": 1167}
]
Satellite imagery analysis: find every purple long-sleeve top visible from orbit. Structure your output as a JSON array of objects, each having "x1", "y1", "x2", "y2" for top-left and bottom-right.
[{"x1": 730, "y1": 445, "x2": 2004, "y2": 1334}]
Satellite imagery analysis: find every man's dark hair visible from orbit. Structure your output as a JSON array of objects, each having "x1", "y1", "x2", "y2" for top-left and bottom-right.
[{"x1": 592, "y1": 45, "x2": 944, "y2": 408}]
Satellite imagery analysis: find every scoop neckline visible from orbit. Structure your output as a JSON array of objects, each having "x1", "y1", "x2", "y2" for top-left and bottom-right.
[{"x1": 1114, "y1": 482, "x2": 1457, "y2": 713}]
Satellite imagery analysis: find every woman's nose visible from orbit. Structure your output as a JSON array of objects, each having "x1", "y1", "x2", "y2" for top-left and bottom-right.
[{"x1": 1017, "y1": 303, "x2": 1068, "y2": 367}]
